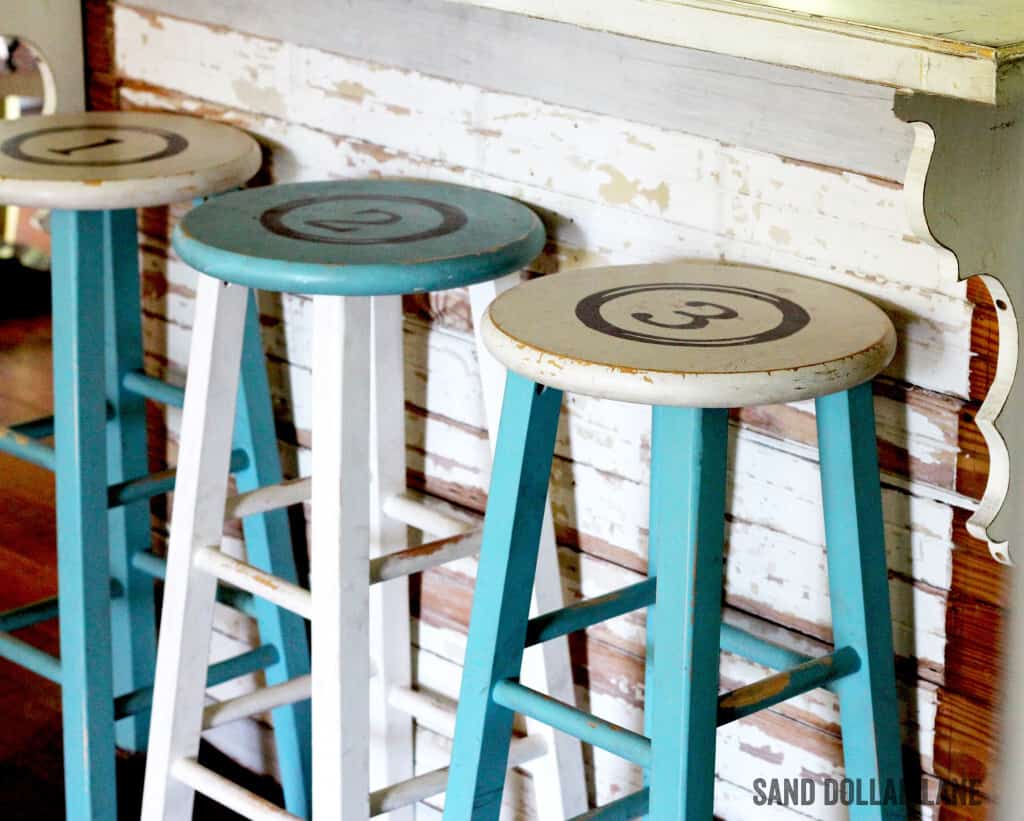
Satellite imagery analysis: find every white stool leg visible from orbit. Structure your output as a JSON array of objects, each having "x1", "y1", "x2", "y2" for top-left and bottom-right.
[
  {"x1": 141, "y1": 276, "x2": 251, "y2": 821},
  {"x1": 468, "y1": 276, "x2": 590, "y2": 818},
  {"x1": 311, "y1": 295, "x2": 373, "y2": 821},
  {"x1": 369, "y1": 294, "x2": 416, "y2": 821}
]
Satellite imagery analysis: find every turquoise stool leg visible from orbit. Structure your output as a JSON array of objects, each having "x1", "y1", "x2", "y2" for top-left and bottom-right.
[
  {"x1": 232, "y1": 291, "x2": 313, "y2": 818},
  {"x1": 103, "y1": 208, "x2": 157, "y2": 754},
  {"x1": 816, "y1": 384, "x2": 906, "y2": 820},
  {"x1": 648, "y1": 406, "x2": 729, "y2": 820},
  {"x1": 640, "y1": 407, "x2": 657, "y2": 815},
  {"x1": 51, "y1": 209, "x2": 119, "y2": 821},
  {"x1": 444, "y1": 372, "x2": 562, "y2": 821}
]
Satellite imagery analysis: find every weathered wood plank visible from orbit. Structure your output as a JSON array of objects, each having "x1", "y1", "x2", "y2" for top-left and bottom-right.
[{"x1": 118, "y1": 0, "x2": 913, "y2": 181}]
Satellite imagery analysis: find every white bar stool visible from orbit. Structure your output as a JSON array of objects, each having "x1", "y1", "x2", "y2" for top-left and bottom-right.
[{"x1": 141, "y1": 179, "x2": 587, "y2": 820}]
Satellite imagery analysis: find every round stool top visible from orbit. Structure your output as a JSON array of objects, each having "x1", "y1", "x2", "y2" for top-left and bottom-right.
[
  {"x1": 0, "y1": 111, "x2": 261, "y2": 210},
  {"x1": 173, "y1": 179, "x2": 545, "y2": 295},
  {"x1": 482, "y1": 262, "x2": 896, "y2": 408}
]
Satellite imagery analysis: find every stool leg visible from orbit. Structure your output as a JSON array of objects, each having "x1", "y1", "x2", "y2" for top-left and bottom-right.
[
  {"x1": 648, "y1": 406, "x2": 728, "y2": 820},
  {"x1": 102, "y1": 208, "x2": 157, "y2": 755},
  {"x1": 51, "y1": 209, "x2": 118, "y2": 821},
  {"x1": 368, "y1": 294, "x2": 415, "y2": 821},
  {"x1": 141, "y1": 276, "x2": 250, "y2": 820},
  {"x1": 233, "y1": 291, "x2": 313, "y2": 818},
  {"x1": 444, "y1": 372, "x2": 563, "y2": 821},
  {"x1": 816, "y1": 385, "x2": 906, "y2": 820},
  {"x1": 468, "y1": 277, "x2": 588, "y2": 818},
  {"x1": 311, "y1": 295, "x2": 372, "y2": 821}
]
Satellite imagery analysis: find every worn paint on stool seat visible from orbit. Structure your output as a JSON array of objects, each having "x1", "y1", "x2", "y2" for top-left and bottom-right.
[
  {"x1": 172, "y1": 179, "x2": 546, "y2": 295},
  {"x1": 444, "y1": 263, "x2": 906, "y2": 820},
  {"x1": 0, "y1": 111, "x2": 260, "y2": 210},
  {"x1": 482, "y1": 261, "x2": 897, "y2": 407}
]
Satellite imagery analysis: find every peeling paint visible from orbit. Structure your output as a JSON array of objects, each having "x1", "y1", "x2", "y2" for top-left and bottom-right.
[
  {"x1": 597, "y1": 164, "x2": 670, "y2": 212},
  {"x1": 334, "y1": 79, "x2": 375, "y2": 103},
  {"x1": 230, "y1": 77, "x2": 285, "y2": 115}
]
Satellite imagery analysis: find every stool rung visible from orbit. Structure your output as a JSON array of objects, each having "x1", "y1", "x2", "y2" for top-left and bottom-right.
[
  {"x1": 0, "y1": 594, "x2": 59, "y2": 632},
  {"x1": 492, "y1": 680, "x2": 652, "y2": 768},
  {"x1": 8, "y1": 414, "x2": 55, "y2": 439},
  {"x1": 718, "y1": 646, "x2": 860, "y2": 725},
  {"x1": 492, "y1": 650, "x2": 860, "y2": 771},
  {"x1": 132, "y1": 551, "x2": 260, "y2": 618},
  {"x1": 525, "y1": 584, "x2": 821, "y2": 680},
  {"x1": 720, "y1": 620, "x2": 814, "y2": 674},
  {"x1": 123, "y1": 371, "x2": 186, "y2": 409},
  {"x1": 0, "y1": 424, "x2": 56, "y2": 471},
  {"x1": 387, "y1": 685, "x2": 456, "y2": 737},
  {"x1": 194, "y1": 547, "x2": 312, "y2": 620},
  {"x1": 568, "y1": 788, "x2": 649, "y2": 821},
  {"x1": 204, "y1": 674, "x2": 312, "y2": 729},
  {"x1": 382, "y1": 492, "x2": 473, "y2": 538},
  {"x1": 526, "y1": 578, "x2": 655, "y2": 647},
  {"x1": 369, "y1": 734, "x2": 547, "y2": 816},
  {"x1": 224, "y1": 476, "x2": 311, "y2": 520},
  {"x1": 0, "y1": 631, "x2": 61, "y2": 683},
  {"x1": 171, "y1": 758, "x2": 300, "y2": 821},
  {"x1": 115, "y1": 644, "x2": 280, "y2": 720},
  {"x1": 107, "y1": 449, "x2": 249, "y2": 509},
  {"x1": 370, "y1": 529, "x2": 483, "y2": 584}
]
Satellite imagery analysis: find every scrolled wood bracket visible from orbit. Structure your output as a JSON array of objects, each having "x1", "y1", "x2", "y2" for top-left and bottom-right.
[{"x1": 895, "y1": 64, "x2": 1024, "y2": 564}]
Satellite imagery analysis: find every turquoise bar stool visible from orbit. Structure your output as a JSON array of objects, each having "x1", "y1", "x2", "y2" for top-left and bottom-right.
[
  {"x1": 0, "y1": 112, "x2": 312, "y2": 821},
  {"x1": 445, "y1": 262, "x2": 907, "y2": 820},
  {"x1": 141, "y1": 179, "x2": 585, "y2": 821}
]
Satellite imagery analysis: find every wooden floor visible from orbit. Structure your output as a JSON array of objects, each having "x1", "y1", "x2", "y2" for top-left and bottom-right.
[{"x1": 0, "y1": 310, "x2": 282, "y2": 819}]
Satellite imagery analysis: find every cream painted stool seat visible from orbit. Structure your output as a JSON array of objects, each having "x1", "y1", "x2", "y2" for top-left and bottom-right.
[
  {"x1": 0, "y1": 111, "x2": 260, "y2": 209},
  {"x1": 482, "y1": 262, "x2": 897, "y2": 408}
]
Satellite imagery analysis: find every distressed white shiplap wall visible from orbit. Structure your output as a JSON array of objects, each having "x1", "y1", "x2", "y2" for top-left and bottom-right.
[{"x1": 108, "y1": 2, "x2": 985, "y2": 817}]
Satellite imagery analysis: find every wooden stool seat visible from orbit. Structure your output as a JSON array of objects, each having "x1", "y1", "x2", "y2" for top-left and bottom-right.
[
  {"x1": 482, "y1": 261, "x2": 897, "y2": 407},
  {"x1": 173, "y1": 179, "x2": 545, "y2": 295},
  {"x1": 0, "y1": 111, "x2": 260, "y2": 209}
]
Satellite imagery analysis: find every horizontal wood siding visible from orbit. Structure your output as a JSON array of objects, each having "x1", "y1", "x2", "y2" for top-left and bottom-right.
[{"x1": 75, "y1": 3, "x2": 1004, "y2": 818}]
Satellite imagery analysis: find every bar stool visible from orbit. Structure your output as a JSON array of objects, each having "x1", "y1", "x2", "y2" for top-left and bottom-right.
[
  {"x1": 0, "y1": 112, "x2": 312, "y2": 821},
  {"x1": 141, "y1": 179, "x2": 586, "y2": 820},
  {"x1": 445, "y1": 262, "x2": 908, "y2": 820}
]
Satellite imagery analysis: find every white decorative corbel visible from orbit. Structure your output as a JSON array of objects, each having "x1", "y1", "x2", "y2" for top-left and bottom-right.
[{"x1": 896, "y1": 64, "x2": 1024, "y2": 564}]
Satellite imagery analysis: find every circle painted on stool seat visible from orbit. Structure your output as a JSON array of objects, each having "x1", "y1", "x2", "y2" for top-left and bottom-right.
[
  {"x1": 0, "y1": 111, "x2": 261, "y2": 209},
  {"x1": 1, "y1": 124, "x2": 189, "y2": 167},
  {"x1": 259, "y1": 193, "x2": 468, "y2": 246},
  {"x1": 481, "y1": 261, "x2": 897, "y2": 408},
  {"x1": 173, "y1": 179, "x2": 546, "y2": 296},
  {"x1": 575, "y1": 282, "x2": 810, "y2": 347}
]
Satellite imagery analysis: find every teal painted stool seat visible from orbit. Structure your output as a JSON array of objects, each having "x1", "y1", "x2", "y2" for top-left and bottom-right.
[
  {"x1": 445, "y1": 262, "x2": 908, "y2": 820},
  {"x1": 0, "y1": 111, "x2": 312, "y2": 821},
  {"x1": 173, "y1": 179, "x2": 544, "y2": 294},
  {"x1": 141, "y1": 179, "x2": 588, "y2": 821}
]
